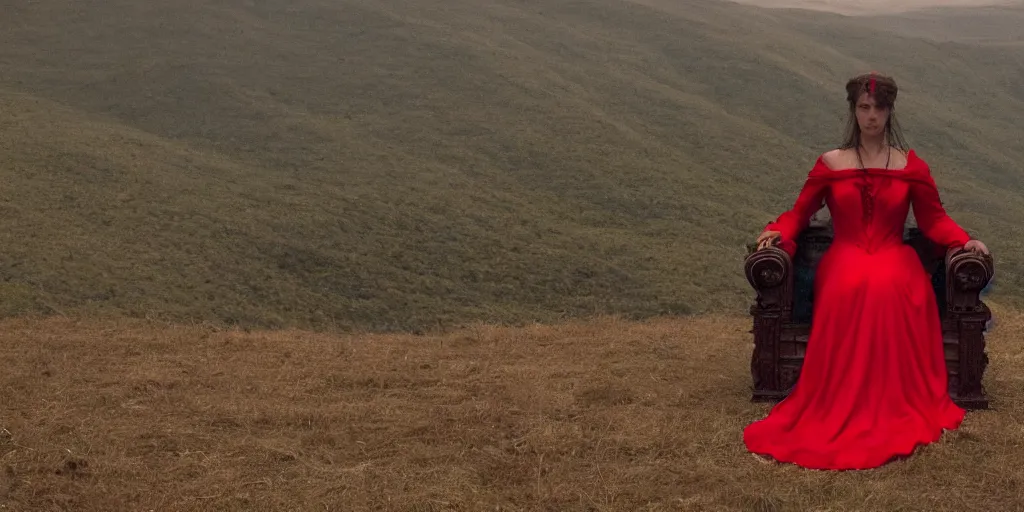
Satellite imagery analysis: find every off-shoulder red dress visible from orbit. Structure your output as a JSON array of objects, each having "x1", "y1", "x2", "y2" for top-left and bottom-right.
[{"x1": 743, "y1": 150, "x2": 971, "y2": 470}]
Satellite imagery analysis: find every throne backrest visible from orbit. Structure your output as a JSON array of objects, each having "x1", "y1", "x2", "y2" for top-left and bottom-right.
[{"x1": 790, "y1": 221, "x2": 947, "y2": 324}]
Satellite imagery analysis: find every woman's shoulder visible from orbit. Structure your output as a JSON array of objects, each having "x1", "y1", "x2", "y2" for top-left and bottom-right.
[
  {"x1": 819, "y1": 148, "x2": 849, "y2": 171},
  {"x1": 804, "y1": 148, "x2": 926, "y2": 182},
  {"x1": 810, "y1": 148, "x2": 859, "y2": 175},
  {"x1": 814, "y1": 147, "x2": 920, "y2": 172}
]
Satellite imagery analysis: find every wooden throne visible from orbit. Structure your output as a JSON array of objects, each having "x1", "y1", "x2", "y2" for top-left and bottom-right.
[{"x1": 743, "y1": 214, "x2": 995, "y2": 409}]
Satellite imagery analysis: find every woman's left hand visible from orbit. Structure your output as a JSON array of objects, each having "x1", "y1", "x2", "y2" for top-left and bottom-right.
[{"x1": 965, "y1": 239, "x2": 990, "y2": 255}]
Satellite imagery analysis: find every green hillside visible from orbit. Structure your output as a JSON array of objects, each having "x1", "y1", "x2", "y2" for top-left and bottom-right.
[{"x1": 0, "y1": 0, "x2": 1022, "y2": 331}]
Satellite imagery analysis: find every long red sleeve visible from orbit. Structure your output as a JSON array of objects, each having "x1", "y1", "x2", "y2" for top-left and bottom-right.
[
  {"x1": 763, "y1": 176, "x2": 828, "y2": 257},
  {"x1": 909, "y1": 169, "x2": 970, "y2": 249}
]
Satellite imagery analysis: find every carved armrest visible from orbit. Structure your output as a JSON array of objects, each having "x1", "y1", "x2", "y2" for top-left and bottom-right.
[
  {"x1": 945, "y1": 246, "x2": 994, "y2": 315},
  {"x1": 744, "y1": 244, "x2": 794, "y2": 311}
]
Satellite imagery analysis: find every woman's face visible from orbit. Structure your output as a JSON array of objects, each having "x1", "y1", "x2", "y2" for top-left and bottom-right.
[{"x1": 855, "y1": 92, "x2": 890, "y2": 138}]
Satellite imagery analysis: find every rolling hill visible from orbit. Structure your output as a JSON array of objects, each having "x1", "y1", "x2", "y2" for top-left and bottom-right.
[
  {"x1": 855, "y1": 3, "x2": 1024, "y2": 44},
  {"x1": 729, "y1": 0, "x2": 1024, "y2": 16},
  {"x1": 1, "y1": 0, "x2": 1022, "y2": 331}
]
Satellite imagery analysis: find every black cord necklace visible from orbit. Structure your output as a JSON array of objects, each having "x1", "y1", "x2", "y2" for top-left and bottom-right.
[{"x1": 856, "y1": 144, "x2": 891, "y2": 170}]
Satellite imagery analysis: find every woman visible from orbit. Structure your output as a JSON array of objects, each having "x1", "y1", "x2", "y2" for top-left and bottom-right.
[{"x1": 744, "y1": 72, "x2": 990, "y2": 470}]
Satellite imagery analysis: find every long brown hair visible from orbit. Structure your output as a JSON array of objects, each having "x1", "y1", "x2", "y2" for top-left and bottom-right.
[{"x1": 839, "y1": 72, "x2": 909, "y2": 152}]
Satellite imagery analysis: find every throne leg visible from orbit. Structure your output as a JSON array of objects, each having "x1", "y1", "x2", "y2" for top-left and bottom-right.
[
  {"x1": 950, "y1": 311, "x2": 990, "y2": 409},
  {"x1": 751, "y1": 309, "x2": 786, "y2": 401},
  {"x1": 943, "y1": 247, "x2": 994, "y2": 410},
  {"x1": 745, "y1": 245, "x2": 794, "y2": 403}
]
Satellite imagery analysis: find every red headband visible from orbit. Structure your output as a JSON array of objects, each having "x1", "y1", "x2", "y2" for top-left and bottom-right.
[{"x1": 869, "y1": 71, "x2": 878, "y2": 94}]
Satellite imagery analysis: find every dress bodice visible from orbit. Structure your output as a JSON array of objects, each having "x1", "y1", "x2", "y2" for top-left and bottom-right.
[
  {"x1": 825, "y1": 171, "x2": 912, "y2": 253},
  {"x1": 763, "y1": 150, "x2": 971, "y2": 257}
]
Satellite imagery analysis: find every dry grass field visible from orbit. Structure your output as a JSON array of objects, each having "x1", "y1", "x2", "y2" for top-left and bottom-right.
[{"x1": 2, "y1": 304, "x2": 1021, "y2": 511}]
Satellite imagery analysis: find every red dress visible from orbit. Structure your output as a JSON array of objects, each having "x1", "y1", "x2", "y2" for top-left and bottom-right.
[{"x1": 743, "y1": 149, "x2": 971, "y2": 470}]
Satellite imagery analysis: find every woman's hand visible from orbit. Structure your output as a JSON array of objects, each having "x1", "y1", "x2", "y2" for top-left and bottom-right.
[
  {"x1": 757, "y1": 230, "x2": 782, "y2": 250},
  {"x1": 964, "y1": 239, "x2": 990, "y2": 255}
]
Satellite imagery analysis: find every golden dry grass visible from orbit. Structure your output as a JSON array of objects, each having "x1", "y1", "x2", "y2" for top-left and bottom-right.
[{"x1": 2, "y1": 304, "x2": 1022, "y2": 511}]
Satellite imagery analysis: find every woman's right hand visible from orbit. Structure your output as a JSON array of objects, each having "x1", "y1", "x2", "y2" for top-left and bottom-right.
[{"x1": 757, "y1": 230, "x2": 782, "y2": 250}]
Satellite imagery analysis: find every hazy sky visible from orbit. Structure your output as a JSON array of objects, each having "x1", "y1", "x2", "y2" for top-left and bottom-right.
[{"x1": 730, "y1": 0, "x2": 1021, "y2": 15}]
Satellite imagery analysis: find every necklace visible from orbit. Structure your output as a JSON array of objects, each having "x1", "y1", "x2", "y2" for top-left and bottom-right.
[{"x1": 856, "y1": 144, "x2": 891, "y2": 170}]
